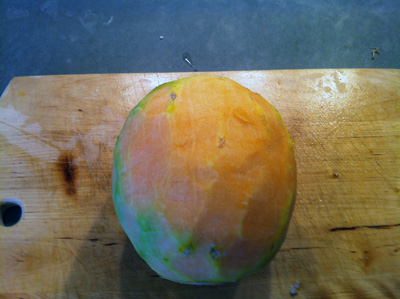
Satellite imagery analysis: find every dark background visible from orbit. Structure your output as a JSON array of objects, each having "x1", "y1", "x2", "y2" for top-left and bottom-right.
[{"x1": 1, "y1": 0, "x2": 399, "y2": 96}]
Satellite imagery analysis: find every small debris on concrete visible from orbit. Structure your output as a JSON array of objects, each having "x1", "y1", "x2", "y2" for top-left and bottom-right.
[
  {"x1": 182, "y1": 52, "x2": 198, "y2": 71},
  {"x1": 103, "y1": 15, "x2": 113, "y2": 26},
  {"x1": 370, "y1": 47, "x2": 380, "y2": 60}
]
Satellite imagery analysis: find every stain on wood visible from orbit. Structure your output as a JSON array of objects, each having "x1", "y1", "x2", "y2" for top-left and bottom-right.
[
  {"x1": 363, "y1": 250, "x2": 374, "y2": 268},
  {"x1": 57, "y1": 151, "x2": 77, "y2": 196}
]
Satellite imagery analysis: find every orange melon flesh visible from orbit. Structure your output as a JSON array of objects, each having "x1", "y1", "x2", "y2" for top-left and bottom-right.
[{"x1": 112, "y1": 75, "x2": 296, "y2": 284}]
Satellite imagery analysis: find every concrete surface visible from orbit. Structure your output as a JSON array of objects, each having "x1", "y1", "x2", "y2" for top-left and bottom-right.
[{"x1": 1, "y1": 0, "x2": 400, "y2": 95}]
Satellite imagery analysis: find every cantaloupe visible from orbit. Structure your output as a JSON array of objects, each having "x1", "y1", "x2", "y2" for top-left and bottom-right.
[{"x1": 112, "y1": 75, "x2": 296, "y2": 284}]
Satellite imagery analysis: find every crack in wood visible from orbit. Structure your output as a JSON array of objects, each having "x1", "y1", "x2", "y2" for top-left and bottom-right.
[
  {"x1": 330, "y1": 223, "x2": 400, "y2": 232},
  {"x1": 57, "y1": 237, "x2": 102, "y2": 242},
  {"x1": 281, "y1": 246, "x2": 325, "y2": 251}
]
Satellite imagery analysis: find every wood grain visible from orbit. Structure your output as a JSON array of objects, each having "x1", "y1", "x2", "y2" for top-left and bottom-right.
[{"x1": 0, "y1": 69, "x2": 399, "y2": 298}]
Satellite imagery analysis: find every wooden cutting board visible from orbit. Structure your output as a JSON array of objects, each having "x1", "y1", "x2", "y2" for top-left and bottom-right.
[{"x1": 0, "y1": 69, "x2": 399, "y2": 298}]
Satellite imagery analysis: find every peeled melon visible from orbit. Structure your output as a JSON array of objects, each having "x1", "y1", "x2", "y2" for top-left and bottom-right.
[{"x1": 112, "y1": 75, "x2": 296, "y2": 284}]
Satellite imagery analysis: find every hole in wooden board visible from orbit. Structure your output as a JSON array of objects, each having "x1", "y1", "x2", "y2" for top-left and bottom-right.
[{"x1": 1, "y1": 199, "x2": 24, "y2": 227}]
